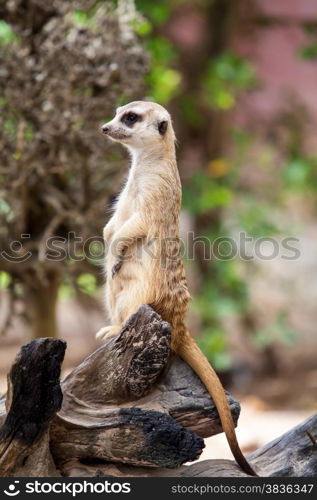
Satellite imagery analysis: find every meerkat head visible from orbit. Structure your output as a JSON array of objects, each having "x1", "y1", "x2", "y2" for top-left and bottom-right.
[{"x1": 101, "y1": 101, "x2": 175, "y2": 152}]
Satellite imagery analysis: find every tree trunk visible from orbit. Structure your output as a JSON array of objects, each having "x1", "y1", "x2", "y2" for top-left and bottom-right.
[{"x1": 24, "y1": 270, "x2": 60, "y2": 339}]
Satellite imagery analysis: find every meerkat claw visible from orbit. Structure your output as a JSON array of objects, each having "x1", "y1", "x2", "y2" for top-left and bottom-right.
[
  {"x1": 112, "y1": 260, "x2": 122, "y2": 278},
  {"x1": 96, "y1": 325, "x2": 121, "y2": 342},
  {"x1": 96, "y1": 326, "x2": 109, "y2": 340}
]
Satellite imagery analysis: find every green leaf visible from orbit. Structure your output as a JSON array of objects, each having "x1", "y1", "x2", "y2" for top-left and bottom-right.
[
  {"x1": 213, "y1": 90, "x2": 235, "y2": 110},
  {"x1": 0, "y1": 271, "x2": 12, "y2": 289},
  {"x1": 58, "y1": 283, "x2": 74, "y2": 300},
  {"x1": 237, "y1": 200, "x2": 279, "y2": 237},
  {"x1": 198, "y1": 327, "x2": 232, "y2": 371},
  {"x1": 300, "y1": 44, "x2": 317, "y2": 60},
  {"x1": 135, "y1": 1, "x2": 171, "y2": 25},
  {"x1": 147, "y1": 67, "x2": 181, "y2": 104},
  {"x1": 147, "y1": 36, "x2": 177, "y2": 64},
  {"x1": 0, "y1": 199, "x2": 11, "y2": 215},
  {"x1": 203, "y1": 53, "x2": 256, "y2": 110},
  {"x1": 253, "y1": 315, "x2": 297, "y2": 349},
  {"x1": 76, "y1": 273, "x2": 98, "y2": 295},
  {"x1": 71, "y1": 10, "x2": 91, "y2": 28},
  {"x1": 283, "y1": 158, "x2": 310, "y2": 188},
  {"x1": 201, "y1": 186, "x2": 232, "y2": 211},
  {"x1": 134, "y1": 20, "x2": 152, "y2": 36},
  {"x1": 4, "y1": 115, "x2": 17, "y2": 137},
  {"x1": 0, "y1": 20, "x2": 19, "y2": 46}
]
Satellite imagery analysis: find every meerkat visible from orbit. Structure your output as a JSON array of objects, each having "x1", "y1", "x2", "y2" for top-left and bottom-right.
[{"x1": 96, "y1": 101, "x2": 257, "y2": 476}]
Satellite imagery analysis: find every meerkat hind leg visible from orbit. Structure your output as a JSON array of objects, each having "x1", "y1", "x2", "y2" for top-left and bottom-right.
[{"x1": 96, "y1": 325, "x2": 121, "y2": 342}]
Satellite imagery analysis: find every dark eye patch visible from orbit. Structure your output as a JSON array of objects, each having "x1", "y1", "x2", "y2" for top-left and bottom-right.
[{"x1": 121, "y1": 112, "x2": 142, "y2": 127}]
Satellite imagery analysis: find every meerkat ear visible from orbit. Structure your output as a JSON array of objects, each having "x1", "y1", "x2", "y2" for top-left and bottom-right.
[{"x1": 158, "y1": 120, "x2": 168, "y2": 136}]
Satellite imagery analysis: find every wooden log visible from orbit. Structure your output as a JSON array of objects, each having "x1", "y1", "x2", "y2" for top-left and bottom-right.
[
  {"x1": 62, "y1": 414, "x2": 317, "y2": 478},
  {"x1": 248, "y1": 413, "x2": 317, "y2": 477},
  {"x1": 0, "y1": 338, "x2": 66, "y2": 477},
  {"x1": 1, "y1": 306, "x2": 315, "y2": 478},
  {"x1": 50, "y1": 305, "x2": 240, "y2": 473}
]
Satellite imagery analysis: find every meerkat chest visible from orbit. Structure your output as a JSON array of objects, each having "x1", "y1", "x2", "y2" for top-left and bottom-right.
[{"x1": 113, "y1": 184, "x2": 139, "y2": 227}]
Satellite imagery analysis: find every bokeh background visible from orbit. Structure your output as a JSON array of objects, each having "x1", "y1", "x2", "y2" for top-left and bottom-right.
[{"x1": 1, "y1": 0, "x2": 317, "y2": 459}]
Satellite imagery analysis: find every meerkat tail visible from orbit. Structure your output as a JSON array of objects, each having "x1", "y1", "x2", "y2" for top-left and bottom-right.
[{"x1": 176, "y1": 331, "x2": 257, "y2": 477}]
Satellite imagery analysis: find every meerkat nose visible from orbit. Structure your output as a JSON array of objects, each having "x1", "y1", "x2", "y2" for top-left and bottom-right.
[{"x1": 102, "y1": 124, "x2": 109, "y2": 134}]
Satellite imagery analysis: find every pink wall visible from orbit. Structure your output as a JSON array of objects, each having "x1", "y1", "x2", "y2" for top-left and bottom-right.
[{"x1": 235, "y1": 0, "x2": 317, "y2": 145}]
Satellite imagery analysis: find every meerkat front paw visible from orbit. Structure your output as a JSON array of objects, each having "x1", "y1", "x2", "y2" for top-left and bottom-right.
[
  {"x1": 112, "y1": 243, "x2": 129, "y2": 278},
  {"x1": 111, "y1": 260, "x2": 123, "y2": 278},
  {"x1": 96, "y1": 325, "x2": 121, "y2": 342}
]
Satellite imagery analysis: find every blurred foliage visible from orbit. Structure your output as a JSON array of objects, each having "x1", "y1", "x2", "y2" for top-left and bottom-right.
[
  {"x1": 1, "y1": 0, "x2": 314, "y2": 374},
  {"x1": 0, "y1": 20, "x2": 19, "y2": 45},
  {"x1": 183, "y1": 172, "x2": 233, "y2": 215},
  {"x1": 300, "y1": 22, "x2": 317, "y2": 60},
  {"x1": 76, "y1": 273, "x2": 98, "y2": 296},
  {"x1": 193, "y1": 259, "x2": 248, "y2": 371},
  {"x1": 0, "y1": 0, "x2": 148, "y2": 337},
  {"x1": 203, "y1": 53, "x2": 256, "y2": 110},
  {"x1": 283, "y1": 156, "x2": 317, "y2": 193},
  {"x1": 0, "y1": 271, "x2": 12, "y2": 289},
  {"x1": 135, "y1": 0, "x2": 181, "y2": 104},
  {"x1": 252, "y1": 313, "x2": 297, "y2": 349}
]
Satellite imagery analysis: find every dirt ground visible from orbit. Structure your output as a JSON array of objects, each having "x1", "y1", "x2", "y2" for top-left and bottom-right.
[{"x1": 200, "y1": 404, "x2": 312, "y2": 460}]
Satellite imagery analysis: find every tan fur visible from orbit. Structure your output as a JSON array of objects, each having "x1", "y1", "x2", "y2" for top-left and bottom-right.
[{"x1": 97, "y1": 101, "x2": 257, "y2": 476}]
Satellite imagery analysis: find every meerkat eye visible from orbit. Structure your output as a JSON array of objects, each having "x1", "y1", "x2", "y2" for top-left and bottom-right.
[{"x1": 122, "y1": 112, "x2": 139, "y2": 126}]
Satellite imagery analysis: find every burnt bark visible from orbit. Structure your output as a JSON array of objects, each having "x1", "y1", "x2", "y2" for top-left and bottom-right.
[
  {"x1": 61, "y1": 414, "x2": 317, "y2": 478},
  {"x1": 0, "y1": 338, "x2": 66, "y2": 477}
]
